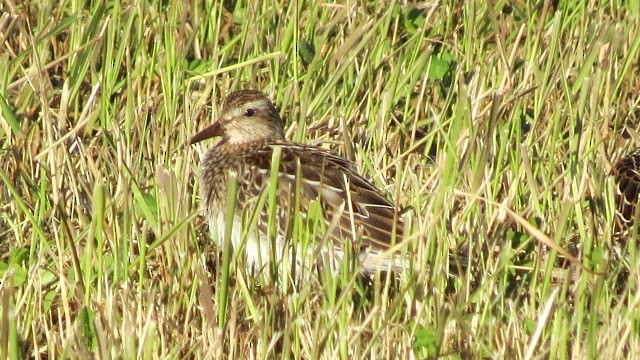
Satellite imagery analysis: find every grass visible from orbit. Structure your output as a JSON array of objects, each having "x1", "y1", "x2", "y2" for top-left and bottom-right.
[{"x1": 1, "y1": 0, "x2": 640, "y2": 358}]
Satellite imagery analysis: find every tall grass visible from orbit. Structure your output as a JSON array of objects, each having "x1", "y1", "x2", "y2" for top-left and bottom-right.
[{"x1": 1, "y1": 0, "x2": 640, "y2": 358}]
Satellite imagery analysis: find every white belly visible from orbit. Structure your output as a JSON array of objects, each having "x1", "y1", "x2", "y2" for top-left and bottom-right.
[
  {"x1": 209, "y1": 212, "x2": 285, "y2": 273},
  {"x1": 208, "y1": 211, "x2": 406, "y2": 278}
]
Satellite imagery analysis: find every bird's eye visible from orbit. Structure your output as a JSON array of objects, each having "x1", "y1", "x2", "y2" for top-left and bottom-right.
[{"x1": 244, "y1": 108, "x2": 256, "y2": 117}]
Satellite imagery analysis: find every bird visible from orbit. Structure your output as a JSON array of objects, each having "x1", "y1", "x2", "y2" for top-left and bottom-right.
[
  {"x1": 190, "y1": 89, "x2": 405, "y2": 276},
  {"x1": 611, "y1": 148, "x2": 640, "y2": 228}
]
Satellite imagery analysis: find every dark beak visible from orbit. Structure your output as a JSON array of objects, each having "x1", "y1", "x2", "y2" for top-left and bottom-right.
[{"x1": 189, "y1": 121, "x2": 223, "y2": 145}]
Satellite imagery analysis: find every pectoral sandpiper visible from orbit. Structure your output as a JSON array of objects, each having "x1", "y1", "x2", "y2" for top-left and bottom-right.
[
  {"x1": 190, "y1": 90, "x2": 405, "y2": 275},
  {"x1": 612, "y1": 148, "x2": 640, "y2": 228}
]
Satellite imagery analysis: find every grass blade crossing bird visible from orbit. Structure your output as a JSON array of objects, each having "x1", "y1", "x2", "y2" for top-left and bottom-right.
[{"x1": 190, "y1": 90, "x2": 405, "y2": 275}]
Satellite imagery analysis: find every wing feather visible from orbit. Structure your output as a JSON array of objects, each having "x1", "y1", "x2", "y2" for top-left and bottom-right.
[{"x1": 242, "y1": 142, "x2": 404, "y2": 250}]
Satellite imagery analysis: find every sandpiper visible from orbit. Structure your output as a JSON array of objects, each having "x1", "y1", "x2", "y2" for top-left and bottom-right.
[
  {"x1": 612, "y1": 148, "x2": 640, "y2": 227},
  {"x1": 190, "y1": 90, "x2": 405, "y2": 275}
]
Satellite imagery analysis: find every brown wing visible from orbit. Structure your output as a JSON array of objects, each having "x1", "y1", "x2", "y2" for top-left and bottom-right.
[
  {"x1": 612, "y1": 148, "x2": 640, "y2": 227},
  {"x1": 244, "y1": 142, "x2": 403, "y2": 251}
]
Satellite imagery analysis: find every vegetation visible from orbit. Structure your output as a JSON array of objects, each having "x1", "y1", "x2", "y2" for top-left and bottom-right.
[{"x1": 1, "y1": 0, "x2": 639, "y2": 358}]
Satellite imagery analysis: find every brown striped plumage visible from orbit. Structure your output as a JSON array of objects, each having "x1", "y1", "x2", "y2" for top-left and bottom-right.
[
  {"x1": 191, "y1": 90, "x2": 404, "y2": 274},
  {"x1": 612, "y1": 148, "x2": 640, "y2": 227}
]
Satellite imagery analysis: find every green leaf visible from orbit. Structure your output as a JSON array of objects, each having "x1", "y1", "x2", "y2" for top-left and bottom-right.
[
  {"x1": 142, "y1": 193, "x2": 158, "y2": 214},
  {"x1": 427, "y1": 56, "x2": 452, "y2": 80},
  {"x1": 187, "y1": 59, "x2": 208, "y2": 73},
  {"x1": 134, "y1": 193, "x2": 159, "y2": 232},
  {"x1": 79, "y1": 307, "x2": 97, "y2": 350},
  {"x1": 524, "y1": 317, "x2": 536, "y2": 334},
  {"x1": 413, "y1": 328, "x2": 438, "y2": 350},
  {"x1": 403, "y1": 7, "x2": 425, "y2": 34},
  {"x1": 0, "y1": 262, "x2": 27, "y2": 287},
  {"x1": 41, "y1": 269, "x2": 56, "y2": 287},
  {"x1": 43, "y1": 290, "x2": 57, "y2": 311},
  {"x1": 8, "y1": 248, "x2": 28, "y2": 264},
  {"x1": 299, "y1": 39, "x2": 315, "y2": 65},
  {"x1": 591, "y1": 247, "x2": 605, "y2": 264},
  {"x1": 0, "y1": 92, "x2": 21, "y2": 135},
  {"x1": 232, "y1": 6, "x2": 246, "y2": 24}
]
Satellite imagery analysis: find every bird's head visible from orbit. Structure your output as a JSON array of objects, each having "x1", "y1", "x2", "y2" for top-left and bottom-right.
[{"x1": 190, "y1": 90, "x2": 285, "y2": 146}]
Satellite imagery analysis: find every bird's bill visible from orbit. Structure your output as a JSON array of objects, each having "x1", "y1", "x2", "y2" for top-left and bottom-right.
[{"x1": 189, "y1": 121, "x2": 223, "y2": 145}]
